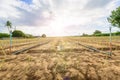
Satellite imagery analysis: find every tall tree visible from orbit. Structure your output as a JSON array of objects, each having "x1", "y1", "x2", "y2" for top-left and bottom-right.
[{"x1": 108, "y1": 6, "x2": 120, "y2": 28}]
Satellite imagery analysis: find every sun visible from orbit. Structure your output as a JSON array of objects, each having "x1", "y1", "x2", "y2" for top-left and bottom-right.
[
  {"x1": 50, "y1": 18, "x2": 65, "y2": 36},
  {"x1": 51, "y1": 24, "x2": 64, "y2": 36}
]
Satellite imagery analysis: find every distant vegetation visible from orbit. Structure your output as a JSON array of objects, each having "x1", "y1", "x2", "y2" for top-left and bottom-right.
[
  {"x1": 12, "y1": 30, "x2": 25, "y2": 37},
  {"x1": 0, "y1": 30, "x2": 34, "y2": 38},
  {"x1": 93, "y1": 31, "x2": 120, "y2": 36},
  {"x1": 93, "y1": 30, "x2": 102, "y2": 35},
  {"x1": 0, "y1": 33, "x2": 9, "y2": 38},
  {"x1": 41, "y1": 34, "x2": 46, "y2": 38},
  {"x1": 0, "y1": 30, "x2": 47, "y2": 38},
  {"x1": 82, "y1": 33, "x2": 89, "y2": 36},
  {"x1": 25, "y1": 34, "x2": 34, "y2": 38},
  {"x1": 81, "y1": 30, "x2": 120, "y2": 37}
]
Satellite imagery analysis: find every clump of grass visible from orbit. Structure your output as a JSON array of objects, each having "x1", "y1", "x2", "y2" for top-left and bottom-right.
[{"x1": 26, "y1": 56, "x2": 33, "y2": 62}]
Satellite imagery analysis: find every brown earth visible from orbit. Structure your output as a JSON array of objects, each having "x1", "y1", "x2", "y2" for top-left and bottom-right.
[{"x1": 0, "y1": 38, "x2": 120, "y2": 80}]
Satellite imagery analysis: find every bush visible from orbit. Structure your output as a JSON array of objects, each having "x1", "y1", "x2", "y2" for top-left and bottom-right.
[
  {"x1": 25, "y1": 34, "x2": 34, "y2": 38},
  {"x1": 94, "y1": 33, "x2": 109, "y2": 36},
  {"x1": 93, "y1": 30, "x2": 102, "y2": 35},
  {"x1": 0, "y1": 33, "x2": 9, "y2": 38},
  {"x1": 115, "y1": 31, "x2": 120, "y2": 35},
  {"x1": 41, "y1": 34, "x2": 46, "y2": 38},
  {"x1": 82, "y1": 33, "x2": 89, "y2": 36}
]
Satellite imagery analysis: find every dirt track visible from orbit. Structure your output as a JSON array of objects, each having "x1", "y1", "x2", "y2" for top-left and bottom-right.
[{"x1": 0, "y1": 38, "x2": 120, "y2": 80}]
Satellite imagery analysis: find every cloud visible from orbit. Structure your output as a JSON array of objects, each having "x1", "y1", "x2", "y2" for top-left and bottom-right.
[
  {"x1": 0, "y1": 0, "x2": 21, "y2": 19},
  {"x1": 84, "y1": 0, "x2": 113, "y2": 9},
  {"x1": 0, "y1": 0, "x2": 119, "y2": 36}
]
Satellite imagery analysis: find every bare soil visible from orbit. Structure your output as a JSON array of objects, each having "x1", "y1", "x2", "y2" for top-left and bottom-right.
[{"x1": 0, "y1": 38, "x2": 120, "y2": 80}]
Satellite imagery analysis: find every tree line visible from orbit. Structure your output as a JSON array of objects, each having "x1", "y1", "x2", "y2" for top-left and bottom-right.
[
  {"x1": 82, "y1": 30, "x2": 120, "y2": 37},
  {"x1": 0, "y1": 30, "x2": 33, "y2": 38},
  {"x1": 0, "y1": 20, "x2": 46, "y2": 38},
  {"x1": 0, "y1": 30, "x2": 46, "y2": 38}
]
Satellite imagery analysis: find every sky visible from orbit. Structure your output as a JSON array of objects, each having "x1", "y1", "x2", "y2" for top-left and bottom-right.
[{"x1": 0, "y1": 0, "x2": 120, "y2": 36}]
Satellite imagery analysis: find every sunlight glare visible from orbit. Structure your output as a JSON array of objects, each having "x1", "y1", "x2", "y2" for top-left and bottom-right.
[{"x1": 50, "y1": 17, "x2": 65, "y2": 36}]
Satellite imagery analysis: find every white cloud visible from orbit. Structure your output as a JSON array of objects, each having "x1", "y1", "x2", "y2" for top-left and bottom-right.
[
  {"x1": 0, "y1": 0, "x2": 119, "y2": 36},
  {"x1": 0, "y1": 0, "x2": 21, "y2": 18}
]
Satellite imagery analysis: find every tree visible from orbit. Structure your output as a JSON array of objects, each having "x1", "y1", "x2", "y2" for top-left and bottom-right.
[
  {"x1": 5, "y1": 20, "x2": 12, "y2": 53},
  {"x1": 108, "y1": 6, "x2": 120, "y2": 28},
  {"x1": 6, "y1": 21, "x2": 12, "y2": 32},
  {"x1": 41, "y1": 34, "x2": 46, "y2": 38},
  {"x1": 93, "y1": 30, "x2": 102, "y2": 35},
  {"x1": 12, "y1": 30, "x2": 25, "y2": 37},
  {"x1": 82, "y1": 33, "x2": 88, "y2": 36}
]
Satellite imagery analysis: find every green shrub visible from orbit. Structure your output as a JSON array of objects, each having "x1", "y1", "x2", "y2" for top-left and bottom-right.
[
  {"x1": 41, "y1": 34, "x2": 46, "y2": 38},
  {"x1": 0, "y1": 33, "x2": 9, "y2": 38}
]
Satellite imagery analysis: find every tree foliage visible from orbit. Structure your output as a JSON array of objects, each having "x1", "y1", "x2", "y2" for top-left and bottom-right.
[
  {"x1": 6, "y1": 21, "x2": 12, "y2": 32},
  {"x1": 93, "y1": 30, "x2": 102, "y2": 35},
  {"x1": 108, "y1": 6, "x2": 120, "y2": 28},
  {"x1": 12, "y1": 30, "x2": 25, "y2": 37}
]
